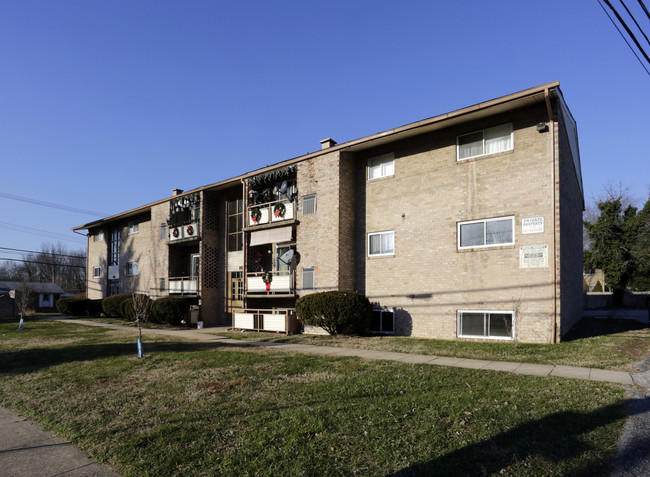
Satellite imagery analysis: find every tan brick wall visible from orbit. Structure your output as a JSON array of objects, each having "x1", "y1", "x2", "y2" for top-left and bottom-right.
[
  {"x1": 87, "y1": 230, "x2": 106, "y2": 299},
  {"x1": 149, "y1": 203, "x2": 170, "y2": 299},
  {"x1": 354, "y1": 103, "x2": 558, "y2": 343},
  {"x1": 296, "y1": 151, "x2": 344, "y2": 294},
  {"x1": 119, "y1": 213, "x2": 156, "y2": 296}
]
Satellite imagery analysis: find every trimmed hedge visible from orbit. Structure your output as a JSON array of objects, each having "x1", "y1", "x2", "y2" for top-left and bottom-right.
[
  {"x1": 56, "y1": 298, "x2": 88, "y2": 316},
  {"x1": 86, "y1": 299, "x2": 104, "y2": 316},
  {"x1": 296, "y1": 291, "x2": 372, "y2": 335},
  {"x1": 102, "y1": 294, "x2": 133, "y2": 318},
  {"x1": 150, "y1": 297, "x2": 190, "y2": 325}
]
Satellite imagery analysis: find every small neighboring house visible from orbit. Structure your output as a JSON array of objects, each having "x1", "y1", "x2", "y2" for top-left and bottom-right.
[
  {"x1": 74, "y1": 82, "x2": 584, "y2": 343},
  {"x1": 0, "y1": 281, "x2": 66, "y2": 316},
  {"x1": 583, "y1": 269, "x2": 608, "y2": 292}
]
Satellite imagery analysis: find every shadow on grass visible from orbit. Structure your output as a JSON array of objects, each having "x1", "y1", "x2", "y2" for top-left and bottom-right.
[
  {"x1": 390, "y1": 396, "x2": 650, "y2": 476},
  {"x1": 0, "y1": 340, "x2": 250, "y2": 375},
  {"x1": 564, "y1": 318, "x2": 649, "y2": 341}
]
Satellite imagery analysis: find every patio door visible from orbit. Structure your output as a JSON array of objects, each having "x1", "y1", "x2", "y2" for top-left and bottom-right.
[
  {"x1": 228, "y1": 271, "x2": 244, "y2": 312},
  {"x1": 190, "y1": 254, "x2": 200, "y2": 279}
]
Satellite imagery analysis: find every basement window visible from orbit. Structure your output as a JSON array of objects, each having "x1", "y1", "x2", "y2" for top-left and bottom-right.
[
  {"x1": 370, "y1": 309, "x2": 395, "y2": 334},
  {"x1": 457, "y1": 310, "x2": 513, "y2": 339}
]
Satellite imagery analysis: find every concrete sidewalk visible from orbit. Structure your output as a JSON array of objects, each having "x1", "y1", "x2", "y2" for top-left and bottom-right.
[
  {"x1": 58, "y1": 318, "x2": 650, "y2": 388},
  {"x1": 3, "y1": 317, "x2": 649, "y2": 476},
  {"x1": 0, "y1": 406, "x2": 119, "y2": 477}
]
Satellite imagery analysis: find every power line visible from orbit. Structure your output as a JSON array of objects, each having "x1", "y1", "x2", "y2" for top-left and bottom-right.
[
  {"x1": 638, "y1": 0, "x2": 650, "y2": 21},
  {"x1": 0, "y1": 221, "x2": 86, "y2": 243},
  {"x1": 0, "y1": 257, "x2": 86, "y2": 269},
  {"x1": 620, "y1": 0, "x2": 650, "y2": 46},
  {"x1": 0, "y1": 246, "x2": 86, "y2": 259},
  {"x1": 599, "y1": 0, "x2": 650, "y2": 75},
  {"x1": 0, "y1": 192, "x2": 108, "y2": 216}
]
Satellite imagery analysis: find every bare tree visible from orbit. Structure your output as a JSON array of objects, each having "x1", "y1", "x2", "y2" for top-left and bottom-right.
[{"x1": 16, "y1": 284, "x2": 35, "y2": 319}]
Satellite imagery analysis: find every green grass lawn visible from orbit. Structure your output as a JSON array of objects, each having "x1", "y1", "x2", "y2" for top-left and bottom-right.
[
  {"x1": 222, "y1": 318, "x2": 650, "y2": 371},
  {"x1": 0, "y1": 317, "x2": 633, "y2": 476}
]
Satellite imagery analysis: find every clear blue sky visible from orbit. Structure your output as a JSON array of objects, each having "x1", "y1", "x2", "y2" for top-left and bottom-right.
[{"x1": 1, "y1": 0, "x2": 648, "y2": 258}]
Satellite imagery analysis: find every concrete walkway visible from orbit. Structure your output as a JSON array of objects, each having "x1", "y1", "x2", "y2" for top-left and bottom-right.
[
  {"x1": 0, "y1": 406, "x2": 119, "y2": 477},
  {"x1": 3, "y1": 317, "x2": 648, "y2": 477},
  {"x1": 57, "y1": 318, "x2": 650, "y2": 388}
]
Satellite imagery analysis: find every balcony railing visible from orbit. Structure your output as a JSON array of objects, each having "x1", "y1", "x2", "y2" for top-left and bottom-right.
[
  {"x1": 169, "y1": 222, "x2": 200, "y2": 242},
  {"x1": 247, "y1": 199, "x2": 295, "y2": 227},
  {"x1": 246, "y1": 270, "x2": 294, "y2": 295},
  {"x1": 232, "y1": 308, "x2": 299, "y2": 334},
  {"x1": 168, "y1": 276, "x2": 198, "y2": 295}
]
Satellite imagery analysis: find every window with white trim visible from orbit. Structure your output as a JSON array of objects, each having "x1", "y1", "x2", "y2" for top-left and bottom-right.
[
  {"x1": 458, "y1": 216, "x2": 514, "y2": 249},
  {"x1": 370, "y1": 309, "x2": 395, "y2": 334},
  {"x1": 457, "y1": 123, "x2": 513, "y2": 161},
  {"x1": 127, "y1": 221, "x2": 139, "y2": 235},
  {"x1": 302, "y1": 267, "x2": 315, "y2": 290},
  {"x1": 367, "y1": 153, "x2": 395, "y2": 180},
  {"x1": 457, "y1": 311, "x2": 513, "y2": 339},
  {"x1": 368, "y1": 231, "x2": 395, "y2": 256},
  {"x1": 126, "y1": 261, "x2": 139, "y2": 276},
  {"x1": 93, "y1": 266, "x2": 102, "y2": 278},
  {"x1": 92, "y1": 231, "x2": 104, "y2": 242},
  {"x1": 302, "y1": 194, "x2": 317, "y2": 215}
]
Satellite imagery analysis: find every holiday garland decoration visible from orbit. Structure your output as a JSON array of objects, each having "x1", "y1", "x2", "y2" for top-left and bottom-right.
[
  {"x1": 251, "y1": 207, "x2": 262, "y2": 223},
  {"x1": 173, "y1": 227, "x2": 180, "y2": 238},
  {"x1": 186, "y1": 224, "x2": 194, "y2": 236},
  {"x1": 262, "y1": 270, "x2": 273, "y2": 292},
  {"x1": 273, "y1": 202, "x2": 286, "y2": 218}
]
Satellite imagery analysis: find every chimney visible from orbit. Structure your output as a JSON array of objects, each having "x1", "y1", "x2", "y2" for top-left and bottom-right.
[
  {"x1": 172, "y1": 188, "x2": 184, "y2": 196},
  {"x1": 320, "y1": 138, "x2": 337, "y2": 149}
]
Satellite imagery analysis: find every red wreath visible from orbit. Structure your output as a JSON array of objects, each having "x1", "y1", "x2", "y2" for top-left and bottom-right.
[
  {"x1": 187, "y1": 225, "x2": 194, "y2": 236},
  {"x1": 173, "y1": 227, "x2": 180, "y2": 238}
]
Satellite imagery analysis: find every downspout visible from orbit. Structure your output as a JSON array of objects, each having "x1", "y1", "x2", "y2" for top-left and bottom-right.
[{"x1": 545, "y1": 88, "x2": 558, "y2": 343}]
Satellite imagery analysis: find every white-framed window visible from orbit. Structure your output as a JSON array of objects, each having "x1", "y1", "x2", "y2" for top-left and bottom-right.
[
  {"x1": 93, "y1": 266, "x2": 102, "y2": 278},
  {"x1": 126, "y1": 261, "x2": 139, "y2": 276},
  {"x1": 370, "y1": 308, "x2": 395, "y2": 334},
  {"x1": 92, "y1": 231, "x2": 104, "y2": 242},
  {"x1": 457, "y1": 123, "x2": 513, "y2": 161},
  {"x1": 367, "y1": 153, "x2": 395, "y2": 180},
  {"x1": 302, "y1": 194, "x2": 317, "y2": 215},
  {"x1": 457, "y1": 310, "x2": 514, "y2": 339},
  {"x1": 368, "y1": 231, "x2": 395, "y2": 257},
  {"x1": 127, "y1": 221, "x2": 139, "y2": 235},
  {"x1": 458, "y1": 216, "x2": 514, "y2": 249},
  {"x1": 302, "y1": 266, "x2": 315, "y2": 290}
]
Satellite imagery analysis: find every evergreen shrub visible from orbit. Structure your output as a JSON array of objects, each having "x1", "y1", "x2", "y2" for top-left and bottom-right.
[
  {"x1": 296, "y1": 291, "x2": 373, "y2": 335},
  {"x1": 150, "y1": 297, "x2": 190, "y2": 325}
]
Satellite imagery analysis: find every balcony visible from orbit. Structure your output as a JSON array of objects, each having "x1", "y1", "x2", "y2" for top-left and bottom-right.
[
  {"x1": 247, "y1": 199, "x2": 295, "y2": 228},
  {"x1": 168, "y1": 276, "x2": 198, "y2": 295},
  {"x1": 232, "y1": 308, "x2": 299, "y2": 334},
  {"x1": 246, "y1": 270, "x2": 294, "y2": 296},
  {"x1": 169, "y1": 222, "x2": 200, "y2": 242}
]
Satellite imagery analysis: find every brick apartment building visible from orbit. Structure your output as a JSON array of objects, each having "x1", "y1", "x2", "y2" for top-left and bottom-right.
[{"x1": 74, "y1": 81, "x2": 584, "y2": 343}]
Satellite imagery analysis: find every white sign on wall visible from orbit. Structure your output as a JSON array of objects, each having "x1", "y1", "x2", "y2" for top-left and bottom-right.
[
  {"x1": 520, "y1": 245, "x2": 549, "y2": 268},
  {"x1": 522, "y1": 216, "x2": 544, "y2": 234}
]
